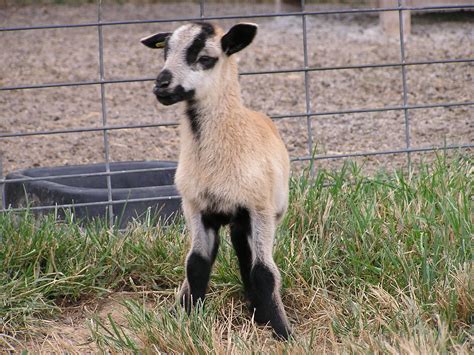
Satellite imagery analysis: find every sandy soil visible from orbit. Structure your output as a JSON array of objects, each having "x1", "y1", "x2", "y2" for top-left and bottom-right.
[{"x1": 0, "y1": 2, "x2": 472, "y2": 176}]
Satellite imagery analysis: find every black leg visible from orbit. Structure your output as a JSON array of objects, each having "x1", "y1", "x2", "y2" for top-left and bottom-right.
[
  {"x1": 181, "y1": 212, "x2": 222, "y2": 312},
  {"x1": 250, "y1": 261, "x2": 291, "y2": 340},
  {"x1": 183, "y1": 252, "x2": 212, "y2": 311},
  {"x1": 202, "y1": 210, "x2": 230, "y2": 267},
  {"x1": 207, "y1": 226, "x2": 221, "y2": 266},
  {"x1": 230, "y1": 207, "x2": 253, "y2": 301}
]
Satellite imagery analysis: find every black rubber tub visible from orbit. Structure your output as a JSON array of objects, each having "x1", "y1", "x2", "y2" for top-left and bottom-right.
[{"x1": 3, "y1": 161, "x2": 182, "y2": 228}]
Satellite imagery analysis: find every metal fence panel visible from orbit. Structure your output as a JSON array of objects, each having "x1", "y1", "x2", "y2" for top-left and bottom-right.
[{"x1": 1, "y1": 0, "x2": 473, "y2": 219}]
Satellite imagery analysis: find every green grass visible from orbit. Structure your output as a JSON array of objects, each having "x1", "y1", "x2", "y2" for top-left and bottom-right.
[{"x1": 0, "y1": 154, "x2": 472, "y2": 353}]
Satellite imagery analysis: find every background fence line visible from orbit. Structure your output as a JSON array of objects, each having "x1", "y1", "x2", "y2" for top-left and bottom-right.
[
  {"x1": 2, "y1": 4, "x2": 473, "y2": 32},
  {"x1": 1, "y1": 0, "x2": 472, "y2": 219},
  {"x1": 2, "y1": 57, "x2": 474, "y2": 93}
]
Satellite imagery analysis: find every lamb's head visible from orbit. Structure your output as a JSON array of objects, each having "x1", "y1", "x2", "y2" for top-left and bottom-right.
[{"x1": 141, "y1": 22, "x2": 257, "y2": 106}]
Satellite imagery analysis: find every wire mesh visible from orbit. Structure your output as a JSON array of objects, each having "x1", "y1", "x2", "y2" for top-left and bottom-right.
[
  {"x1": 1, "y1": 0, "x2": 473, "y2": 218},
  {"x1": 397, "y1": 0, "x2": 412, "y2": 169},
  {"x1": 97, "y1": 0, "x2": 114, "y2": 225}
]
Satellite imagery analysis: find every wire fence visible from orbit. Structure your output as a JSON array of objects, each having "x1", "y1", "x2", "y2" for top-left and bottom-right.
[{"x1": 1, "y1": 0, "x2": 473, "y2": 223}]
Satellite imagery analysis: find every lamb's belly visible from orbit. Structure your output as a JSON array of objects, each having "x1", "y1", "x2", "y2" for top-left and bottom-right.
[
  {"x1": 176, "y1": 164, "x2": 263, "y2": 213},
  {"x1": 178, "y1": 176, "x2": 242, "y2": 212}
]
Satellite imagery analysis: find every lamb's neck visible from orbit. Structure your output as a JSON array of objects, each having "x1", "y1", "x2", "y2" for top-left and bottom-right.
[
  {"x1": 194, "y1": 80, "x2": 243, "y2": 119},
  {"x1": 187, "y1": 57, "x2": 244, "y2": 125}
]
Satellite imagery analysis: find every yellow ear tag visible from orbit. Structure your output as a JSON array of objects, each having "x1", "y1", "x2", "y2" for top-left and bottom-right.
[{"x1": 155, "y1": 42, "x2": 165, "y2": 48}]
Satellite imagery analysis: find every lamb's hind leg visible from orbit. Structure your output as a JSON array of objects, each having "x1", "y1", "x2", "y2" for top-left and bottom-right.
[
  {"x1": 179, "y1": 201, "x2": 221, "y2": 312},
  {"x1": 249, "y1": 210, "x2": 291, "y2": 340},
  {"x1": 230, "y1": 207, "x2": 254, "y2": 305}
]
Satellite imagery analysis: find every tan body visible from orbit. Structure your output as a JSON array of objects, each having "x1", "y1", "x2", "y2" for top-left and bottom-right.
[
  {"x1": 142, "y1": 22, "x2": 292, "y2": 339},
  {"x1": 176, "y1": 97, "x2": 289, "y2": 217}
]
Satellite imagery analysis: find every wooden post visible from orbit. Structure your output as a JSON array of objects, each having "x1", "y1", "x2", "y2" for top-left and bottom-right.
[
  {"x1": 379, "y1": 0, "x2": 411, "y2": 38},
  {"x1": 275, "y1": 0, "x2": 302, "y2": 13},
  {"x1": 274, "y1": 0, "x2": 282, "y2": 13}
]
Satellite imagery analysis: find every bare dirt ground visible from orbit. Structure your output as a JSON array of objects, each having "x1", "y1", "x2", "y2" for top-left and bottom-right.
[
  {"x1": 0, "y1": 2, "x2": 472, "y2": 177},
  {"x1": 18, "y1": 292, "x2": 145, "y2": 353}
]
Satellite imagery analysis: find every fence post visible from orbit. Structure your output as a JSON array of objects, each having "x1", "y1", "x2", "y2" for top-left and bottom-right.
[{"x1": 379, "y1": 0, "x2": 411, "y2": 38}]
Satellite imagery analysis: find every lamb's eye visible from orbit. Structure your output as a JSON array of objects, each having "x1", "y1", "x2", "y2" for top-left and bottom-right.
[{"x1": 197, "y1": 56, "x2": 218, "y2": 69}]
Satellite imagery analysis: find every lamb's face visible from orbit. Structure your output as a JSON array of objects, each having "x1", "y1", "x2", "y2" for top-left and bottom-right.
[
  {"x1": 150, "y1": 23, "x2": 221, "y2": 105},
  {"x1": 141, "y1": 22, "x2": 257, "y2": 106}
]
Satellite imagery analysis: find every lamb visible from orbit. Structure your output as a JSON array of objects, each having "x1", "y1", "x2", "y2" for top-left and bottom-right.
[{"x1": 141, "y1": 22, "x2": 291, "y2": 339}]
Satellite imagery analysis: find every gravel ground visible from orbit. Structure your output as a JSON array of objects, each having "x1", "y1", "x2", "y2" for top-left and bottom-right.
[{"x1": 0, "y1": 2, "x2": 472, "y2": 176}]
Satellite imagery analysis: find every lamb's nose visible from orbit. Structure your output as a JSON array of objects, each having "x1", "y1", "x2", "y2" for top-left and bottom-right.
[{"x1": 155, "y1": 69, "x2": 172, "y2": 89}]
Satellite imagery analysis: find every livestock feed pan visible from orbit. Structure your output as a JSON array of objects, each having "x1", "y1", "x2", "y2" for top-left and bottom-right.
[{"x1": 3, "y1": 161, "x2": 181, "y2": 228}]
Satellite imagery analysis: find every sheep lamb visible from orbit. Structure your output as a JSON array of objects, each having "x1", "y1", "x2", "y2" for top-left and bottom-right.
[{"x1": 141, "y1": 21, "x2": 291, "y2": 339}]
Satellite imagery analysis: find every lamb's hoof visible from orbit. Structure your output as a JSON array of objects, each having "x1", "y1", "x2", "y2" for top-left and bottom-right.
[
  {"x1": 177, "y1": 281, "x2": 192, "y2": 313},
  {"x1": 247, "y1": 303, "x2": 268, "y2": 325},
  {"x1": 272, "y1": 327, "x2": 292, "y2": 341}
]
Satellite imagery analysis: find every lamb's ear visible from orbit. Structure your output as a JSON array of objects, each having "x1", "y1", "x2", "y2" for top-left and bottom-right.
[
  {"x1": 140, "y1": 32, "x2": 171, "y2": 49},
  {"x1": 221, "y1": 23, "x2": 258, "y2": 56}
]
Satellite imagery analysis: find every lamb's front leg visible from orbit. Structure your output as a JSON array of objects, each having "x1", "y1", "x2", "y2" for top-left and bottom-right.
[
  {"x1": 249, "y1": 210, "x2": 292, "y2": 340},
  {"x1": 179, "y1": 200, "x2": 220, "y2": 312}
]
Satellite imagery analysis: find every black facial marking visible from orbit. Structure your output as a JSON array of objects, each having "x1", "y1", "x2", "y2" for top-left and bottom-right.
[
  {"x1": 198, "y1": 55, "x2": 218, "y2": 70},
  {"x1": 186, "y1": 23, "x2": 215, "y2": 66},
  {"x1": 155, "y1": 69, "x2": 172, "y2": 89},
  {"x1": 155, "y1": 85, "x2": 194, "y2": 106},
  {"x1": 164, "y1": 37, "x2": 171, "y2": 59},
  {"x1": 186, "y1": 99, "x2": 202, "y2": 139},
  {"x1": 230, "y1": 208, "x2": 253, "y2": 301}
]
